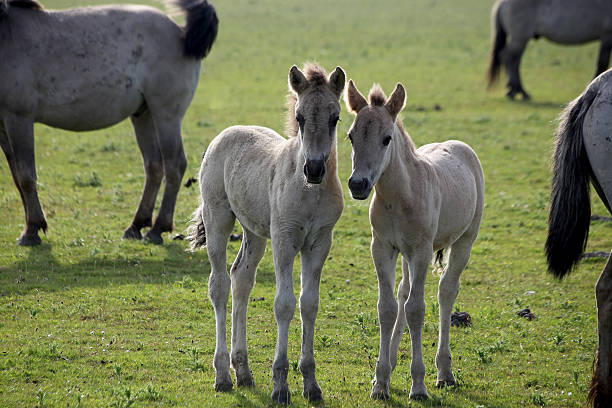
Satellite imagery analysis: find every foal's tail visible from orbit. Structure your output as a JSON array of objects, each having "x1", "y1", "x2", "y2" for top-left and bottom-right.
[
  {"x1": 486, "y1": 0, "x2": 506, "y2": 88},
  {"x1": 187, "y1": 203, "x2": 207, "y2": 250},
  {"x1": 545, "y1": 87, "x2": 598, "y2": 279},
  {"x1": 174, "y1": 0, "x2": 218, "y2": 59}
]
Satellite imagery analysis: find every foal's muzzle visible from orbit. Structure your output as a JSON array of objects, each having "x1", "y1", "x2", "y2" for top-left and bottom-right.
[
  {"x1": 348, "y1": 176, "x2": 372, "y2": 200},
  {"x1": 304, "y1": 158, "x2": 326, "y2": 184}
]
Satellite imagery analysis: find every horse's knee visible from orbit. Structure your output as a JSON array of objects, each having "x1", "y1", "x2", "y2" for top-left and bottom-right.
[
  {"x1": 300, "y1": 292, "x2": 319, "y2": 318},
  {"x1": 378, "y1": 296, "x2": 398, "y2": 326},
  {"x1": 144, "y1": 159, "x2": 163, "y2": 184},
  {"x1": 438, "y1": 279, "x2": 459, "y2": 304},
  {"x1": 405, "y1": 297, "x2": 425, "y2": 326},
  {"x1": 209, "y1": 271, "x2": 231, "y2": 304},
  {"x1": 274, "y1": 291, "x2": 297, "y2": 322}
]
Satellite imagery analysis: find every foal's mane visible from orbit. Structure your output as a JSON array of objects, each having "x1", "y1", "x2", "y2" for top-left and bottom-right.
[
  {"x1": 367, "y1": 84, "x2": 416, "y2": 152},
  {"x1": 285, "y1": 63, "x2": 330, "y2": 138}
]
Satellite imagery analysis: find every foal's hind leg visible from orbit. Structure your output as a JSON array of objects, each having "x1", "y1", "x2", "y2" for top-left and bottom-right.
[
  {"x1": 230, "y1": 228, "x2": 267, "y2": 387},
  {"x1": 0, "y1": 116, "x2": 46, "y2": 245},
  {"x1": 145, "y1": 117, "x2": 187, "y2": 244},
  {"x1": 389, "y1": 258, "x2": 411, "y2": 372},
  {"x1": 592, "y1": 250, "x2": 612, "y2": 406},
  {"x1": 205, "y1": 206, "x2": 236, "y2": 392},
  {"x1": 123, "y1": 111, "x2": 163, "y2": 240},
  {"x1": 298, "y1": 228, "x2": 334, "y2": 402},
  {"x1": 435, "y1": 236, "x2": 472, "y2": 388}
]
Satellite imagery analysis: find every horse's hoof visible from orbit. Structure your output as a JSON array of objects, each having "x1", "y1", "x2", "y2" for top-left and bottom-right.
[
  {"x1": 236, "y1": 372, "x2": 255, "y2": 387},
  {"x1": 370, "y1": 382, "x2": 390, "y2": 400},
  {"x1": 506, "y1": 91, "x2": 516, "y2": 100},
  {"x1": 122, "y1": 227, "x2": 142, "y2": 240},
  {"x1": 409, "y1": 392, "x2": 429, "y2": 401},
  {"x1": 271, "y1": 387, "x2": 291, "y2": 405},
  {"x1": 214, "y1": 379, "x2": 233, "y2": 392},
  {"x1": 303, "y1": 383, "x2": 323, "y2": 402},
  {"x1": 18, "y1": 234, "x2": 42, "y2": 246},
  {"x1": 436, "y1": 378, "x2": 455, "y2": 388},
  {"x1": 144, "y1": 231, "x2": 163, "y2": 245},
  {"x1": 521, "y1": 92, "x2": 531, "y2": 101}
]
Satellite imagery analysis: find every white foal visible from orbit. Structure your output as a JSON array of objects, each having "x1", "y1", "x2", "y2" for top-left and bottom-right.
[
  {"x1": 189, "y1": 64, "x2": 345, "y2": 405},
  {"x1": 345, "y1": 80, "x2": 484, "y2": 400}
]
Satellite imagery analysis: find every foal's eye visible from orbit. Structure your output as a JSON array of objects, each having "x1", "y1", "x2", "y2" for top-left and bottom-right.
[{"x1": 382, "y1": 136, "x2": 392, "y2": 146}]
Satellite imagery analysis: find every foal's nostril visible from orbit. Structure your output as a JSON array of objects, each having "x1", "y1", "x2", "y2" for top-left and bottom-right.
[
  {"x1": 348, "y1": 177, "x2": 369, "y2": 192},
  {"x1": 304, "y1": 158, "x2": 326, "y2": 182}
]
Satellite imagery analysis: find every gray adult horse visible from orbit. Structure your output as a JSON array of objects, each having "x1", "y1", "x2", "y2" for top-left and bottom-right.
[
  {"x1": 546, "y1": 69, "x2": 612, "y2": 408},
  {"x1": 487, "y1": 0, "x2": 612, "y2": 99},
  {"x1": 0, "y1": 0, "x2": 218, "y2": 245}
]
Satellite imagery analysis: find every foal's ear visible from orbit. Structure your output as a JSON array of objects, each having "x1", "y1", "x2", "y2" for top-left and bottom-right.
[
  {"x1": 385, "y1": 83, "x2": 406, "y2": 119},
  {"x1": 289, "y1": 65, "x2": 308, "y2": 94},
  {"x1": 328, "y1": 66, "x2": 346, "y2": 99},
  {"x1": 345, "y1": 80, "x2": 368, "y2": 114}
]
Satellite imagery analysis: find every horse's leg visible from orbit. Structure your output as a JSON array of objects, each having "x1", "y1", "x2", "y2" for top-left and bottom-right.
[
  {"x1": 298, "y1": 227, "x2": 333, "y2": 402},
  {"x1": 123, "y1": 111, "x2": 163, "y2": 240},
  {"x1": 592, "y1": 250, "x2": 612, "y2": 406},
  {"x1": 404, "y1": 245, "x2": 434, "y2": 400},
  {"x1": 435, "y1": 236, "x2": 472, "y2": 387},
  {"x1": 2, "y1": 116, "x2": 46, "y2": 245},
  {"x1": 595, "y1": 35, "x2": 612, "y2": 77},
  {"x1": 502, "y1": 39, "x2": 530, "y2": 100},
  {"x1": 145, "y1": 117, "x2": 187, "y2": 244},
  {"x1": 205, "y1": 207, "x2": 236, "y2": 392},
  {"x1": 230, "y1": 228, "x2": 266, "y2": 387},
  {"x1": 270, "y1": 235, "x2": 299, "y2": 405},
  {"x1": 389, "y1": 258, "x2": 410, "y2": 371},
  {"x1": 370, "y1": 237, "x2": 399, "y2": 400}
]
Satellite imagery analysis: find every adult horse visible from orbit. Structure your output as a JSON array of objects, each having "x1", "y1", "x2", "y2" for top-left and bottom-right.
[
  {"x1": 0, "y1": 0, "x2": 218, "y2": 245},
  {"x1": 487, "y1": 0, "x2": 612, "y2": 100},
  {"x1": 546, "y1": 69, "x2": 612, "y2": 408},
  {"x1": 345, "y1": 80, "x2": 484, "y2": 400},
  {"x1": 188, "y1": 64, "x2": 345, "y2": 404}
]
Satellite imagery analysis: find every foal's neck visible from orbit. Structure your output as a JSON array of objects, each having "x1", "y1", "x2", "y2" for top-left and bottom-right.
[{"x1": 375, "y1": 122, "x2": 419, "y2": 199}]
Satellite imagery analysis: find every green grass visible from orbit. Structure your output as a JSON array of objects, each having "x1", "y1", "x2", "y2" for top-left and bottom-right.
[{"x1": 1, "y1": 0, "x2": 610, "y2": 406}]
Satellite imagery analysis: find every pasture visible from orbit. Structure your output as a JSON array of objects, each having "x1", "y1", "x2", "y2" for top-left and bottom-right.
[{"x1": 0, "y1": 0, "x2": 610, "y2": 406}]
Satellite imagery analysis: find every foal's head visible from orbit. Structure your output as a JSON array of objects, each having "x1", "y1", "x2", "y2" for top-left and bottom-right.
[
  {"x1": 288, "y1": 64, "x2": 345, "y2": 184},
  {"x1": 344, "y1": 80, "x2": 406, "y2": 200}
]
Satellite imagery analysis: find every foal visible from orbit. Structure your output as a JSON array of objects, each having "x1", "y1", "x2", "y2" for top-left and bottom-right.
[
  {"x1": 345, "y1": 81, "x2": 484, "y2": 400},
  {"x1": 189, "y1": 64, "x2": 345, "y2": 404}
]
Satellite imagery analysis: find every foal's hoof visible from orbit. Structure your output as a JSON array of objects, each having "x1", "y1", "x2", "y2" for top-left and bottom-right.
[
  {"x1": 370, "y1": 382, "x2": 390, "y2": 400},
  {"x1": 436, "y1": 378, "x2": 456, "y2": 388},
  {"x1": 303, "y1": 382, "x2": 323, "y2": 402},
  {"x1": 271, "y1": 386, "x2": 291, "y2": 405},
  {"x1": 214, "y1": 379, "x2": 233, "y2": 392},
  {"x1": 144, "y1": 230, "x2": 163, "y2": 245},
  {"x1": 18, "y1": 234, "x2": 42, "y2": 246},
  {"x1": 236, "y1": 372, "x2": 255, "y2": 387},
  {"x1": 122, "y1": 226, "x2": 143, "y2": 240},
  {"x1": 409, "y1": 392, "x2": 429, "y2": 401}
]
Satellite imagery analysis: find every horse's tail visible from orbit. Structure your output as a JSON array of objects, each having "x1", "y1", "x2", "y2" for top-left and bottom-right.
[
  {"x1": 0, "y1": 0, "x2": 43, "y2": 18},
  {"x1": 545, "y1": 86, "x2": 598, "y2": 279},
  {"x1": 174, "y1": 0, "x2": 218, "y2": 59},
  {"x1": 486, "y1": 0, "x2": 506, "y2": 88},
  {"x1": 187, "y1": 202, "x2": 207, "y2": 250}
]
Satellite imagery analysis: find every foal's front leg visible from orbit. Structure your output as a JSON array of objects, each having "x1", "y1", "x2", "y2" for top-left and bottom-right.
[
  {"x1": 298, "y1": 228, "x2": 333, "y2": 402},
  {"x1": 270, "y1": 236, "x2": 299, "y2": 404},
  {"x1": 592, "y1": 249, "x2": 612, "y2": 406},
  {"x1": 371, "y1": 236, "x2": 399, "y2": 400}
]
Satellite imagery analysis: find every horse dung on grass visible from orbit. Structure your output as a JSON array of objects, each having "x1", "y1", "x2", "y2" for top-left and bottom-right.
[
  {"x1": 487, "y1": 0, "x2": 612, "y2": 100},
  {"x1": 546, "y1": 69, "x2": 612, "y2": 408},
  {"x1": 0, "y1": 0, "x2": 218, "y2": 245},
  {"x1": 345, "y1": 80, "x2": 484, "y2": 400},
  {"x1": 188, "y1": 64, "x2": 345, "y2": 404}
]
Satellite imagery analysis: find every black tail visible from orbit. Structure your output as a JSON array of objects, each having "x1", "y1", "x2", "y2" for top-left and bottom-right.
[
  {"x1": 174, "y1": 0, "x2": 218, "y2": 59},
  {"x1": 545, "y1": 87, "x2": 598, "y2": 279},
  {"x1": 186, "y1": 203, "x2": 207, "y2": 250},
  {"x1": 434, "y1": 249, "x2": 445, "y2": 269},
  {"x1": 486, "y1": 2, "x2": 506, "y2": 88}
]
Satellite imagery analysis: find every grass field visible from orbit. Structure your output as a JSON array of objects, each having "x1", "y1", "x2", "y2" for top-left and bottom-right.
[{"x1": 1, "y1": 0, "x2": 612, "y2": 406}]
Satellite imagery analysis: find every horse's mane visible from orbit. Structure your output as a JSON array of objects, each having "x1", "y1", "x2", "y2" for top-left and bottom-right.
[
  {"x1": 0, "y1": 0, "x2": 44, "y2": 17},
  {"x1": 286, "y1": 63, "x2": 329, "y2": 138}
]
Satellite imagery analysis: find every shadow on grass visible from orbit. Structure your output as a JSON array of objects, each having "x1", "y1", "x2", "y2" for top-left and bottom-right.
[{"x1": 0, "y1": 240, "x2": 278, "y2": 296}]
